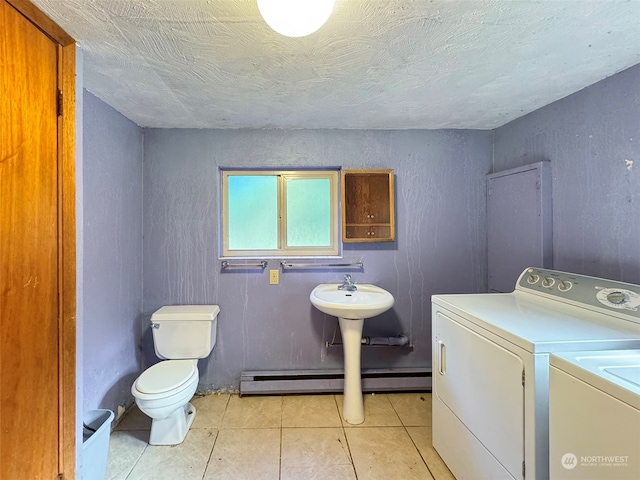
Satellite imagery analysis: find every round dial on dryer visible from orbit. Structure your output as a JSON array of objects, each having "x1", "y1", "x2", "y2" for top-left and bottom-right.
[
  {"x1": 596, "y1": 288, "x2": 640, "y2": 310},
  {"x1": 558, "y1": 280, "x2": 573, "y2": 292},
  {"x1": 541, "y1": 276, "x2": 555, "y2": 288},
  {"x1": 527, "y1": 274, "x2": 540, "y2": 284},
  {"x1": 607, "y1": 291, "x2": 626, "y2": 304}
]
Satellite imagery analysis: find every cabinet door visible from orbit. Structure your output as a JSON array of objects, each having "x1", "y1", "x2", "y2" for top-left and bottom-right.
[
  {"x1": 487, "y1": 162, "x2": 552, "y2": 292},
  {"x1": 342, "y1": 170, "x2": 395, "y2": 242}
]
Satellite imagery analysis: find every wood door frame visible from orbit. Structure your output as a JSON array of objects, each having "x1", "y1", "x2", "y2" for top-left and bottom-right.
[{"x1": 5, "y1": 1, "x2": 76, "y2": 477}]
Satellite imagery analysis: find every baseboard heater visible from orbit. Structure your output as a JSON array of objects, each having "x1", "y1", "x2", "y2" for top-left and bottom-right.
[{"x1": 239, "y1": 367, "x2": 432, "y2": 396}]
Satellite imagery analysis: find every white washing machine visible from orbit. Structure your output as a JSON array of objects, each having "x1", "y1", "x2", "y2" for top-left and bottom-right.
[
  {"x1": 549, "y1": 349, "x2": 640, "y2": 479},
  {"x1": 432, "y1": 268, "x2": 640, "y2": 480}
]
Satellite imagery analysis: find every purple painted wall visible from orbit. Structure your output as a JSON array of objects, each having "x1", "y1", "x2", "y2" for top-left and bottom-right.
[
  {"x1": 83, "y1": 91, "x2": 144, "y2": 413},
  {"x1": 81, "y1": 61, "x2": 640, "y2": 403},
  {"x1": 142, "y1": 129, "x2": 492, "y2": 390},
  {"x1": 493, "y1": 64, "x2": 640, "y2": 284}
]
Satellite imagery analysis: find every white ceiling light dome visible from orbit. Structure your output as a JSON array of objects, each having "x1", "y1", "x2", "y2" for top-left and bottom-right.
[{"x1": 257, "y1": 0, "x2": 335, "y2": 37}]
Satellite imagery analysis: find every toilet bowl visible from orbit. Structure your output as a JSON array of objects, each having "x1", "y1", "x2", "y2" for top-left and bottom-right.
[
  {"x1": 132, "y1": 359, "x2": 199, "y2": 445},
  {"x1": 131, "y1": 304, "x2": 219, "y2": 446}
]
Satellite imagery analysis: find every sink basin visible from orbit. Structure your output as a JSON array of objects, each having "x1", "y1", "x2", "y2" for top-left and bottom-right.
[{"x1": 310, "y1": 284, "x2": 395, "y2": 320}]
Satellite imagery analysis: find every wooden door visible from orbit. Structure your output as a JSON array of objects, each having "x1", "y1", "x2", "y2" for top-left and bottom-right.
[{"x1": 1, "y1": 1, "x2": 76, "y2": 478}]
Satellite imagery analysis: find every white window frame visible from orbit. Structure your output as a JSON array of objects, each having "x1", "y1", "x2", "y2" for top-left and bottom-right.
[{"x1": 221, "y1": 169, "x2": 340, "y2": 258}]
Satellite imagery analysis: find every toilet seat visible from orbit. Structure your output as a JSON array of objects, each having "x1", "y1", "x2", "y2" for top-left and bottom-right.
[{"x1": 134, "y1": 360, "x2": 197, "y2": 395}]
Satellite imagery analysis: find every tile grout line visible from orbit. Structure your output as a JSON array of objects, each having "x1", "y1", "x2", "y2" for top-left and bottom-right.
[
  {"x1": 386, "y1": 394, "x2": 434, "y2": 478},
  {"x1": 217, "y1": 393, "x2": 231, "y2": 430},
  {"x1": 278, "y1": 425, "x2": 284, "y2": 479},
  {"x1": 123, "y1": 441, "x2": 147, "y2": 480},
  {"x1": 405, "y1": 425, "x2": 436, "y2": 480},
  {"x1": 199, "y1": 429, "x2": 220, "y2": 480},
  {"x1": 279, "y1": 395, "x2": 283, "y2": 480},
  {"x1": 334, "y1": 394, "x2": 359, "y2": 479},
  {"x1": 200, "y1": 393, "x2": 230, "y2": 479}
]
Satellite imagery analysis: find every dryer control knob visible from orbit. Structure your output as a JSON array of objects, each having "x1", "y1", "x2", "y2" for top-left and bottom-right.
[
  {"x1": 527, "y1": 274, "x2": 540, "y2": 284},
  {"x1": 558, "y1": 281, "x2": 573, "y2": 292},
  {"x1": 542, "y1": 276, "x2": 555, "y2": 288},
  {"x1": 607, "y1": 291, "x2": 627, "y2": 305}
]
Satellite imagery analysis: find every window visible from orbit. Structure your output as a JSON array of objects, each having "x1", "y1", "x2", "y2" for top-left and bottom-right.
[{"x1": 221, "y1": 169, "x2": 340, "y2": 257}]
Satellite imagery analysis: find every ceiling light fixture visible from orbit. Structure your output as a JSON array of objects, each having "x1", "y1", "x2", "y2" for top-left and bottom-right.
[{"x1": 257, "y1": 0, "x2": 335, "y2": 37}]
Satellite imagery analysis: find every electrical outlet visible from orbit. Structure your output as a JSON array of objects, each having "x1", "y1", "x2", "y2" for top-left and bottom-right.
[{"x1": 269, "y1": 269, "x2": 279, "y2": 285}]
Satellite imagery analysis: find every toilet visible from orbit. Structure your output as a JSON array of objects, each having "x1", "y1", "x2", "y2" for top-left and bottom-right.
[{"x1": 131, "y1": 305, "x2": 220, "y2": 445}]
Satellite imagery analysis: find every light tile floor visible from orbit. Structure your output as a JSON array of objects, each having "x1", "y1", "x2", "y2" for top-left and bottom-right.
[{"x1": 106, "y1": 393, "x2": 455, "y2": 480}]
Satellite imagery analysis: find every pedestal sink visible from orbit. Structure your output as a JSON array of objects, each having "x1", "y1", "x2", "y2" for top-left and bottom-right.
[{"x1": 310, "y1": 283, "x2": 395, "y2": 424}]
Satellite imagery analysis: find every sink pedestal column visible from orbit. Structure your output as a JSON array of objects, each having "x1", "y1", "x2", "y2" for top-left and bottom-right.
[{"x1": 338, "y1": 317, "x2": 365, "y2": 424}]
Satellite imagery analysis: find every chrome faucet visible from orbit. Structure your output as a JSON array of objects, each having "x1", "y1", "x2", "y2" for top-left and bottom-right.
[{"x1": 338, "y1": 274, "x2": 357, "y2": 291}]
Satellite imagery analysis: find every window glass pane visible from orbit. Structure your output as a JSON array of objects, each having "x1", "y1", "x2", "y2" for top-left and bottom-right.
[
  {"x1": 227, "y1": 175, "x2": 277, "y2": 250},
  {"x1": 286, "y1": 178, "x2": 331, "y2": 247}
]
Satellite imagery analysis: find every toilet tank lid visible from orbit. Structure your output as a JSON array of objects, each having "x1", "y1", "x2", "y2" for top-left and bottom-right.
[{"x1": 151, "y1": 305, "x2": 220, "y2": 321}]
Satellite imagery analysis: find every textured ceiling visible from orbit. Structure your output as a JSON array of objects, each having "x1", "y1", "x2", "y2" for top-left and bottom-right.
[{"x1": 31, "y1": 0, "x2": 640, "y2": 129}]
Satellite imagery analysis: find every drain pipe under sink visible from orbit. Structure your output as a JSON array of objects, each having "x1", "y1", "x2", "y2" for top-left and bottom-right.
[
  {"x1": 327, "y1": 334, "x2": 410, "y2": 348},
  {"x1": 363, "y1": 334, "x2": 410, "y2": 346}
]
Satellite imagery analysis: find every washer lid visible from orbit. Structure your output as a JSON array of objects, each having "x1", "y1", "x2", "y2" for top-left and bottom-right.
[
  {"x1": 550, "y1": 349, "x2": 640, "y2": 408},
  {"x1": 604, "y1": 366, "x2": 640, "y2": 387},
  {"x1": 136, "y1": 360, "x2": 196, "y2": 394}
]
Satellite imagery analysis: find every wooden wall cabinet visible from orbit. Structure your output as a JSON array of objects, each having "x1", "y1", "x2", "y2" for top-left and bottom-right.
[{"x1": 341, "y1": 169, "x2": 395, "y2": 242}]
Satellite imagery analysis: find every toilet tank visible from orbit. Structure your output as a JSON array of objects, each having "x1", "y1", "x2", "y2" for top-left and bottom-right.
[{"x1": 150, "y1": 305, "x2": 220, "y2": 360}]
